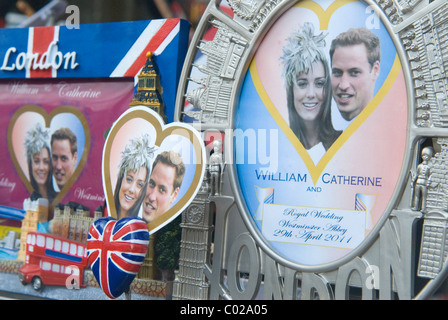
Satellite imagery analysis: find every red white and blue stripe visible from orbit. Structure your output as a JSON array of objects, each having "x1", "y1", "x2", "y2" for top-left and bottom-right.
[
  {"x1": 2, "y1": 19, "x2": 184, "y2": 80},
  {"x1": 87, "y1": 216, "x2": 150, "y2": 299},
  {"x1": 0, "y1": 19, "x2": 189, "y2": 122}
]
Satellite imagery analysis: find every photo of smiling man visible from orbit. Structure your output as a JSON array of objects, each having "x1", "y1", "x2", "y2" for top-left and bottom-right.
[
  {"x1": 141, "y1": 150, "x2": 185, "y2": 224},
  {"x1": 330, "y1": 27, "x2": 381, "y2": 122},
  {"x1": 50, "y1": 127, "x2": 78, "y2": 190}
]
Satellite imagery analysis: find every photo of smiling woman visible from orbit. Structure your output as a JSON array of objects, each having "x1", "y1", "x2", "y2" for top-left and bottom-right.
[
  {"x1": 281, "y1": 22, "x2": 341, "y2": 164},
  {"x1": 24, "y1": 123, "x2": 58, "y2": 203},
  {"x1": 113, "y1": 134, "x2": 155, "y2": 219}
]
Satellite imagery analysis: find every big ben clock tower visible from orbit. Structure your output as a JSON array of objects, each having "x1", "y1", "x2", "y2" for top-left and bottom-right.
[
  {"x1": 173, "y1": 173, "x2": 214, "y2": 300},
  {"x1": 130, "y1": 51, "x2": 166, "y2": 122}
]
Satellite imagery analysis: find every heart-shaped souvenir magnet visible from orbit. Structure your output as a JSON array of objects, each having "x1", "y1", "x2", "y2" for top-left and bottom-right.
[
  {"x1": 102, "y1": 106, "x2": 206, "y2": 234},
  {"x1": 87, "y1": 216, "x2": 150, "y2": 299}
]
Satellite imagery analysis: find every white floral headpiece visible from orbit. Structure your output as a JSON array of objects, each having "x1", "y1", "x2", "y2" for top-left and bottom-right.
[
  {"x1": 118, "y1": 134, "x2": 156, "y2": 178},
  {"x1": 281, "y1": 22, "x2": 328, "y2": 88},
  {"x1": 24, "y1": 123, "x2": 50, "y2": 159}
]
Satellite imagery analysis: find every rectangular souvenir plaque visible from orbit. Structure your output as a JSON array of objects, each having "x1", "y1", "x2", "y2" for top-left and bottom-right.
[{"x1": 0, "y1": 19, "x2": 189, "y2": 260}]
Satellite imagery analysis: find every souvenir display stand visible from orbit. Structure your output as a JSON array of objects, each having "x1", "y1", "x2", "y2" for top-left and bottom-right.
[
  {"x1": 2, "y1": 0, "x2": 448, "y2": 302},
  {"x1": 0, "y1": 18, "x2": 190, "y2": 299}
]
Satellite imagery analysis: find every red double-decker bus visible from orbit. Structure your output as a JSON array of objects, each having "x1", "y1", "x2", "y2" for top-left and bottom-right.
[{"x1": 18, "y1": 232, "x2": 88, "y2": 291}]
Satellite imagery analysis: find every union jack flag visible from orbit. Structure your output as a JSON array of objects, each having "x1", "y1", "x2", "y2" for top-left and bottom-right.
[
  {"x1": 22, "y1": 19, "x2": 182, "y2": 80},
  {"x1": 87, "y1": 216, "x2": 150, "y2": 299}
]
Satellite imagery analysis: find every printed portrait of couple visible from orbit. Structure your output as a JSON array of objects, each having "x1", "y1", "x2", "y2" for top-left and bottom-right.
[
  {"x1": 24, "y1": 122, "x2": 81, "y2": 204},
  {"x1": 250, "y1": 1, "x2": 398, "y2": 168},
  {"x1": 112, "y1": 134, "x2": 185, "y2": 225},
  {"x1": 280, "y1": 22, "x2": 381, "y2": 164}
]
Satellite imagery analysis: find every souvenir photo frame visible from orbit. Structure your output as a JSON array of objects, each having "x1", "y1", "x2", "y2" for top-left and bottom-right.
[
  {"x1": 0, "y1": 19, "x2": 189, "y2": 214},
  {"x1": 173, "y1": 0, "x2": 448, "y2": 300},
  {"x1": 0, "y1": 19, "x2": 189, "y2": 269}
]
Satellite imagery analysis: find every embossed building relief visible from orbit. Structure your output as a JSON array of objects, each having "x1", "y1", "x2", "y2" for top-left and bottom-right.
[
  {"x1": 181, "y1": 19, "x2": 248, "y2": 127},
  {"x1": 399, "y1": 3, "x2": 448, "y2": 128},
  {"x1": 412, "y1": 138, "x2": 448, "y2": 279}
]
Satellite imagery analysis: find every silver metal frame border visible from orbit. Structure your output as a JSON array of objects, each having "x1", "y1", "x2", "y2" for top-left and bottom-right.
[{"x1": 174, "y1": 0, "x2": 448, "y2": 297}]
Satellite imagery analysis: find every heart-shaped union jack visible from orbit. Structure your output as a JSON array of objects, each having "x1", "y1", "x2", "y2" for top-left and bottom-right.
[{"x1": 87, "y1": 217, "x2": 150, "y2": 299}]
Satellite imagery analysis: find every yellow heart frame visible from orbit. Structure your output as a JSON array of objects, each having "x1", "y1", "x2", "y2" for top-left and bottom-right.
[{"x1": 249, "y1": 0, "x2": 403, "y2": 185}]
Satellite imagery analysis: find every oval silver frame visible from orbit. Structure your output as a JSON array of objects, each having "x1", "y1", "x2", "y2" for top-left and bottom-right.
[
  {"x1": 174, "y1": 0, "x2": 448, "y2": 299},
  {"x1": 232, "y1": 0, "x2": 412, "y2": 273}
]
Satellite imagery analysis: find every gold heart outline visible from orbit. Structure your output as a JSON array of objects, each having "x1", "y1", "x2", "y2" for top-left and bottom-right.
[
  {"x1": 103, "y1": 108, "x2": 206, "y2": 233},
  {"x1": 249, "y1": 0, "x2": 403, "y2": 185},
  {"x1": 7, "y1": 105, "x2": 91, "y2": 209}
]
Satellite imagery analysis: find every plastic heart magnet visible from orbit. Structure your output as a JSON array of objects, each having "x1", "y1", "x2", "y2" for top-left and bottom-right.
[{"x1": 87, "y1": 216, "x2": 149, "y2": 299}]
